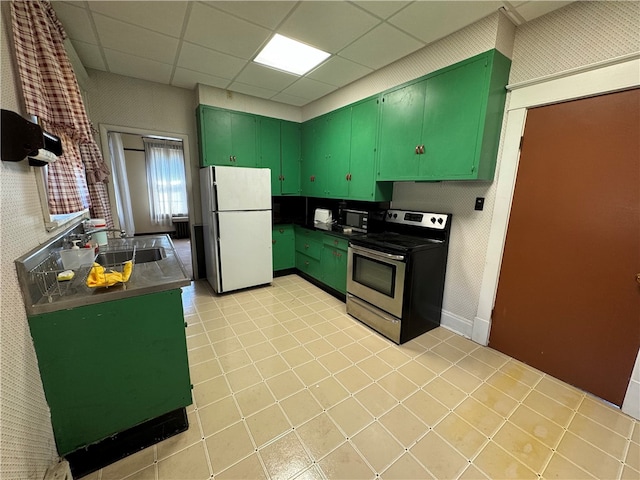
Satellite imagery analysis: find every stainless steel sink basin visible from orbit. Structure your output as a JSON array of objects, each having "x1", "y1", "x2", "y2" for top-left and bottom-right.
[{"x1": 95, "y1": 247, "x2": 165, "y2": 267}]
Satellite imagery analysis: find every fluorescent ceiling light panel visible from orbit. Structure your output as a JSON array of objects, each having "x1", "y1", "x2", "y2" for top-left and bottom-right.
[{"x1": 254, "y1": 34, "x2": 330, "y2": 75}]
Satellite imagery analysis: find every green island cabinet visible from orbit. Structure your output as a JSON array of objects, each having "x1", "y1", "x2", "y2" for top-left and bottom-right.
[
  {"x1": 294, "y1": 226, "x2": 348, "y2": 294},
  {"x1": 197, "y1": 105, "x2": 257, "y2": 167},
  {"x1": 272, "y1": 224, "x2": 295, "y2": 271},
  {"x1": 377, "y1": 49, "x2": 511, "y2": 181},
  {"x1": 258, "y1": 117, "x2": 301, "y2": 195},
  {"x1": 301, "y1": 98, "x2": 391, "y2": 201},
  {"x1": 27, "y1": 290, "x2": 192, "y2": 456}
]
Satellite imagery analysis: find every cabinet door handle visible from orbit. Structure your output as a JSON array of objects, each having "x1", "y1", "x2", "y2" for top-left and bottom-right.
[
  {"x1": 420, "y1": 145, "x2": 425, "y2": 154},
  {"x1": 415, "y1": 145, "x2": 420, "y2": 155},
  {"x1": 230, "y1": 155, "x2": 233, "y2": 162},
  {"x1": 304, "y1": 243, "x2": 309, "y2": 249},
  {"x1": 305, "y1": 261, "x2": 309, "y2": 266},
  {"x1": 334, "y1": 239, "x2": 339, "y2": 245},
  {"x1": 279, "y1": 228, "x2": 284, "y2": 233},
  {"x1": 272, "y1": 239, "x2": 276, "y2": 244},
  {"x1": 282, "y1": 175, "x2": 285, "y2": 181}
]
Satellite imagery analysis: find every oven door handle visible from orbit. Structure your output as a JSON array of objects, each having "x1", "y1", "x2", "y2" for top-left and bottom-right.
[{"x1": 349, "y1": 244, "x2": 405, "y2": 262}]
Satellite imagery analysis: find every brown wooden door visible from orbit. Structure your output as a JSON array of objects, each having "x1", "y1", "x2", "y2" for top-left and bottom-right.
[{"x1": 489, "y1": 89, "x2": 640, "y2": 406}]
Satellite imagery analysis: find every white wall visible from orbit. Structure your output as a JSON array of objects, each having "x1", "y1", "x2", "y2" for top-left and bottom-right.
[
  {"x1": 84, "y1": 70, "x2": 202, "y2": 227},
  {"x1": 0, "y1": 3, "x2": 60, "y2": 478}
]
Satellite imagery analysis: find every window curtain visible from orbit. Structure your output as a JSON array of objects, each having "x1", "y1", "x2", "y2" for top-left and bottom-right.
[
  {"x1": 143, "y1": 139, "x2": 188, "y2": 228},
  {"x1": 10, "y1": 0, "x2": 113, "y2": 227},
  {"x1": 108, "y1": 133, "x2": 136, "y2": 236}
]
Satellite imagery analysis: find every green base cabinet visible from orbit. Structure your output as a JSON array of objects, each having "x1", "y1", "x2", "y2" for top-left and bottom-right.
[
  {"x1": 197, "y1": 105, "x2": 257, "y2": 167},
  {"x1": 321, "y1": 235, "x2": 348, "y2": 294},
  {"x1": 272, "y1": 224, "x2": 295, "y2": 271},
  {"x1": 377, "y1": 49, "x2": 511, "y2": 181},
  {"x1": 295, "y1": 227, "x2": 348, "y2": 294},
  {"x1": 28, "y1": 290, "x2": 192, "y2": 456}
]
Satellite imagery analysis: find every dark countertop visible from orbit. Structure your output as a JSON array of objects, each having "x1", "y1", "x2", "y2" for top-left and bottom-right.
[{"x1": 287, "y1": 222, "x2": 366, "y2": 241}]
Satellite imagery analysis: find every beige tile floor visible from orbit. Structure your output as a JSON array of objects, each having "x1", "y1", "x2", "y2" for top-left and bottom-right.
[{"x1": 82, "y1": 274, "x2": 640, "y2": 480}]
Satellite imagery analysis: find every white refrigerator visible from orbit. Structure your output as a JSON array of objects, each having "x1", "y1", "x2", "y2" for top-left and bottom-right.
[{"x1": 200, "y1": 166, "x2": 273, "y2": 293}]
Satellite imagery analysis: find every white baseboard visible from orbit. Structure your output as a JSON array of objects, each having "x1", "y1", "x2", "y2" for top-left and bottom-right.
[
  {"x1": 440, "y1": 310, "x2": 473, "y2": 339},
  {"x1": 472, "y1": 316, "x2": 491, "y2": 346}
]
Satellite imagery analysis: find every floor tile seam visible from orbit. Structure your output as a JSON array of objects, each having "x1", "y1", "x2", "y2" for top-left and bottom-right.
[
  {"x1": 570, "y1": 409, "x2": 635, "y2": 452},
  {"x1": 492, "y1": 419, "x2": 557, "y2": 474},
  {"x1": 501, "y1": 408, "x2": 564, "y2": 451},
  {"x1": 577, "y1": 398, "x2": 638, "y2": 439},
  {"x1": 255, "y1": 428, "x2": 315, "y2": 476},
  {"x1": 377, "y1": 449, "x2": 432, "y2": 479},
  {"x1": 453, "y1": 395, "x2": 509, "y2": 441},
  {"x1": 536, "y1": 373, "x2": 588, "y2": 403},
  {"x1": 430, "y1": 410, "x2": 491, "y2": 457},
  {"x1": 294, "y1": 413, "x2": 349, "y2": 462},
  {"x1": 344, "y1": 437, "x2": 394, "y2": 477},
  {"x1": 407, "y1": 429, "x2": 470, "y2": 480},
  {"x1": 541, "y1": 450, "x2": 600, "y2": 479},
  {"x1": 474, "y1": 436, "x2": 541, "y2": 478},
  {"x1": 555, "y1": 426, "x2": 627, "y2": 475},
  {"x1": 281, "y1": 398, "x2": 325, "y2": 430},
  {"x1": 370, "y1": 413, "x2": 428, "y2": 453}
]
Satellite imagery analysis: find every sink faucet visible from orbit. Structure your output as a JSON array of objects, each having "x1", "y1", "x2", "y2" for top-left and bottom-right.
[
  {"x1": 86, "y1": 227, "x2": 127, "y2": 239},
  {"x1": 82, "y1": 220, "x2": 127, "y2": 238}
]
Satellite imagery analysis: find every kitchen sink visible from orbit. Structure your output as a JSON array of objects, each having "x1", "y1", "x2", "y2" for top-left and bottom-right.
[{"x1": 95, "y1": 247, "x2": 165, "y2": 267}]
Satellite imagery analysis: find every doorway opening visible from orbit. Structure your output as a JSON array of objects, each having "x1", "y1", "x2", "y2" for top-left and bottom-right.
[{"x1": 100, "y1": 125, "x2": 195, "y2": 280}]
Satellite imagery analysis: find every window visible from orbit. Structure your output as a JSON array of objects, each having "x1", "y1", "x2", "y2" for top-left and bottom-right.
[{"x1": 143, "y1": 138, "x2": 188, "y2": 227}]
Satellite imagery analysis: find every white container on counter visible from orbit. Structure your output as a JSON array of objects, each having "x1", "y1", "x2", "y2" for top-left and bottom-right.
[{"x1": 87, "y1": 218, "x2": 108, "y2": 246}]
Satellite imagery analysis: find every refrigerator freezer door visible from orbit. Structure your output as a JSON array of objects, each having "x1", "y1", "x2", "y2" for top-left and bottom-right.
[
  {"x1": 212, "y1": 166, "x2": 271, "y2": 211},
  {"x1": 217, "y1": 210, "x2": 273, "y2": 292}
]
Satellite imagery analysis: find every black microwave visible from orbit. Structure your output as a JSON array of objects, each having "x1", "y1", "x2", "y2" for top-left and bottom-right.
[{"x1": 340, "y1": 209, "x2": 368, "y2": 232}]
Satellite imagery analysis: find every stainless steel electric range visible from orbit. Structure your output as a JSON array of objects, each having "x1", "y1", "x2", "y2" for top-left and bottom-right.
[{"x1": 346, "y1": 209, "x2": 451, "y2": 344}]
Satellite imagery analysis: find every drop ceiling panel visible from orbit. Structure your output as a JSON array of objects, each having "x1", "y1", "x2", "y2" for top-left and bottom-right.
[
  {"x1": 93, "y1": 14, "x2": 179, "y2": 64},
  {"x1": 205, "y1": 1, "x2": 297, "y2": 29},
  {"x1": 50, "y1": 2, "x2": 97, "y2": 44},
  {"x1": 389, "y1": 1, "x2": 503, "y2": 44},
  {"x1": 278, "y1": 1, "x2": 381, "y2": 53},
  {"x1": 178, "y1": 42, "x2": 246, "y2": 79},
  {"x1": 339, "y1": 23, "x2": 424, "y2": 70},
  {"x1": 184, "y1": 2, "x2": 271, "y2": 59},
  {"x1": 71, "y1": 40, "x2": 106, "y2": 70},
  {"x1": 50, "y1": 0, "x2": 575, "y2": 107},
  {"x1": 234, "y1": 63, "x2": 298, "y2": 92},
  {"x1": 172, "y1": 67, "x2": 230, "y2": 90},
  {"x1": 515, "y1": 1, "x2": 573, "y2": 21},
  {"x1": 104, "y1": 49, "x2": 173, "y2": 84},
  {"x1": 354, "y1": 1, "x2": 411, "y2": 20},
  {"x1": 306, "y1": 56, "x2": 373, "y2": 87},
  {"x1": 281, "y1": 77, "x2": 337, "y2": 100},
  {"x1": 88, "y1": 1, "x2": 189, "y2": 38},
  {"x1": 226, "y1": 81, "x2": 279, "y2": 100},
  {"x1": 271, "y1": 92, "x2": 309, "y2": 107}
]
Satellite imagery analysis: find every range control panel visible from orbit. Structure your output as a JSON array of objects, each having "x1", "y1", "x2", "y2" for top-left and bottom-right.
[{"x1": 385, "y1": 209, "x2": 449, "y2": 230}]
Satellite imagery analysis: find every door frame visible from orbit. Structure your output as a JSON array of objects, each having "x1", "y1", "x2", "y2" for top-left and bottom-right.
[
  {"x1": 98, "y1": 124, "x2": 197, "y2": 278},
  {"x1": 473, "y1": 52, "x2": 640, "y2": 346}
]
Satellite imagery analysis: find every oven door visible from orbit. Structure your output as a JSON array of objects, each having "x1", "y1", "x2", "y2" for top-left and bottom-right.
[{"x1": 347, "y1": 245, "x2": 406, "y2": 318}]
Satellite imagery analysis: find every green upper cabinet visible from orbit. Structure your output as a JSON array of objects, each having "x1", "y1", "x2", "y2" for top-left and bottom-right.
[
  {"x1": 280, "y1": 121, "x2": 301, "y2": 195},
  {"x1": 197, "y1": 105, "x2": 257, "y2": 167},
  {"x1": 323, "y1": 108, "x2": 352, "y2": 199},
  {"x1": 301, "y1": 100, "x2": 391, "y2": 201},
  {"x1": 301, "y1": 118, "x2": 325, "y2": 197},
  {"x1": 378, "y1": 81, "x2": 427, "y2": 180},
  {"x1": 377, "y1": 49, "x2": 511, "y2": 181},
  {"x1": 349, "y1": 97, "x2": 392, "y2": 201},
  {"x1": 258, "y1": 116, "x2": 281, "y2": 194}
]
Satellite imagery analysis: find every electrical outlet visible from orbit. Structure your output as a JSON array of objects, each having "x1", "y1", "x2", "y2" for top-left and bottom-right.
[{"x1": 475, "y1": 197, "x2": 485, "y2": 211}]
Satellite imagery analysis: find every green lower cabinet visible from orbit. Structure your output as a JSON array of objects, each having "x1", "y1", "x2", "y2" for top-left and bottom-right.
[
  {"x1": 27, "y1": 290, "x2": 192, "y2": 456},
  {"x1": 272, "y1": 225, "x2": 295, "y2": 271},
  {"x1": 296, "y1": 251, "x2": 321, "y2": 279},
  {"x1": 321, "y1": 243, "x2": 348, "y2": 294},
  {"x1": 294, "y1": 227, "x2": 348, "y2": 294}
]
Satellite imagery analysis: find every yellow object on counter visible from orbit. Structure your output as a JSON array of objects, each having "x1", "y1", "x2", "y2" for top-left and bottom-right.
[
  {"x1": 57, "y1": 270, "x2": 75, "y2": 281},
  {"x1": 86, "y1": 260, "x2": 133, "y2": 288}
]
